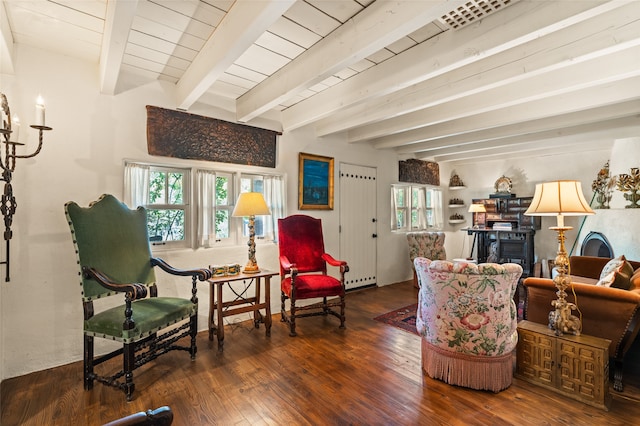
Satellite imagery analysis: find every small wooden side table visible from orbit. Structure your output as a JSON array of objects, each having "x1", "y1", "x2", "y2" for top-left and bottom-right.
[
  {"x1": 516, "y1": 320, "x2": 611, "y2": 410},
  {"x1": 208, "y1": 269, "x2": 278, "y2": 351}
]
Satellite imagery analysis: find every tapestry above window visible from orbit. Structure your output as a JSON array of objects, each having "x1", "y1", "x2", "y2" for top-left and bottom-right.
[
  {"x1": 146, "y1": 106, "x2": 281, "y2": 168},
  {"x1": 398, "y1": 159, "x2": 440, "y2": 186}
]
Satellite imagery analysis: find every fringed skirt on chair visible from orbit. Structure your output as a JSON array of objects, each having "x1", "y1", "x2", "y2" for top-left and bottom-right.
[{"x1": 421, "y1": 340, "x2": 514, "y2": 393}]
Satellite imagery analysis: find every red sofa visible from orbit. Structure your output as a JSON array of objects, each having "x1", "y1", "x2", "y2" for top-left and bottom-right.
[{"x1": 523, "y1": 255, "x2": 640, "y2": 392}]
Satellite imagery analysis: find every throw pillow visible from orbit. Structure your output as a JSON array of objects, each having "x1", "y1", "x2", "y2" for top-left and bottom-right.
[{"x1": 597, "y1": 255, "x2": 634, "y2": 289}]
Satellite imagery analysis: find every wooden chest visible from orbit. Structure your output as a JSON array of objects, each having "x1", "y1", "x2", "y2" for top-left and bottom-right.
[{"x1": 515, "y1": 320, "x2": 611, "y2": 410}]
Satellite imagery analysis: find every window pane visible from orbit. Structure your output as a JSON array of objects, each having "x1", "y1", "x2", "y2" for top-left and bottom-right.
[
  {"x1": 149, "y1": 171, "x2": 166, "y2": 204},
  {"x1": 215, "y1": 210, "x2": 229, "y2": 238},
  {"x1": 147, "y1": 209, "x2": 185, "y2": 241},
  {"x1": 167, "y1": 172, "x2": 183, "y2": 204},
  {"x1": 411, "y1": 188, "x2": 419, "y2": 206},
  {"x1": 396, "y1": 188, "x2": 406, "y2": 207},
  {"x1": 411, "y1": 209, "x2": 419, "y2": 228},
  {"x1": 396, "y1": 208, "x2": 406, "y2": 228},
  {"x1": 240, "y1": 178, "x2": 251, "y2": 193},
  {"x1": 216, "y1": 176, "x2": 229, "y2": 205}
]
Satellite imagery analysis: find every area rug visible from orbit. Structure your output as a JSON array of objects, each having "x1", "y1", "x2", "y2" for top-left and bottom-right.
[{"x1": 373, "y1": 303, "x2": 418, "y2": 335}]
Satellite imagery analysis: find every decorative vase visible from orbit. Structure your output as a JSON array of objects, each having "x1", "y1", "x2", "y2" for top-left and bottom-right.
[
  {"x1": 592, "y1": 161, "x2": 615, "y2": 209},
  {"x1": 616, "y1": 167, "x2": 640, "y2": 208}
]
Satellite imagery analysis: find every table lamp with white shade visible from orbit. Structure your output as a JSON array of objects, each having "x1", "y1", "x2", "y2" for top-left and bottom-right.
[{"x1": 232, "y1": 192, "x2": 271, "y2": 274}]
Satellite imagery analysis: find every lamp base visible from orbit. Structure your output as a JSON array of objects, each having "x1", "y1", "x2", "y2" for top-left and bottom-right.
[
  {"x1": 548, "y1": 304, "x2": 581, "y2": 336},
  {"x1": 547, "y1": 225, "x2": 581, "y2": 336},
  {"x1": 242, "y1": 263, "x2": 261, "y2": 274}
]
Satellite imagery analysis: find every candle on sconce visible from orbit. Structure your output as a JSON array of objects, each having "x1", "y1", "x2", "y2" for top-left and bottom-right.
[
  {"x1": 11, "y1": 115, "x2": 19, "y2": 141},
  {"x1": 35, "y1": 96, "x2": 45, "y2": 127}
]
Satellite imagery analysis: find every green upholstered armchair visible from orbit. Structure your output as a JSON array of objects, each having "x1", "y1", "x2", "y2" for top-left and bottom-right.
[{"x1": 64, "y1": 194, "x2": 211, "y2": 401}]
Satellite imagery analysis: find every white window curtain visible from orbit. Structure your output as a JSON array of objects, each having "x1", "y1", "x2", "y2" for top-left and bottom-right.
[
  {"x1": 416, "y1": 187, "x2": 427, "y2": 229},
  {"x1": 124, "y1": 162, "x2": 149, "y2": 208},
  {"x1": 432, "y1": 189, "x2": 444, "y2": 229},
  {"x1": 197, "y1": 170, "x2": 217, "y2": 248},
  {"x1": 263, "y1": 175, "x2": 286, "y2": 241},
  {"x1": 390, "y1": 185, "x2": 400, "y2": 231}
]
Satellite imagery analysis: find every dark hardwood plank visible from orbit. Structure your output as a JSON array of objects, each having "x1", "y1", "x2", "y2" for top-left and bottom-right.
[{"x1": 2, "y1": 281, "x2": 639, "y2": 425}]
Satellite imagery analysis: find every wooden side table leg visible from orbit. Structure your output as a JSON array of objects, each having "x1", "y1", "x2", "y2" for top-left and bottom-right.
[
  {"x1": 254, "y1": 277, "x2": 262, "y2": 328},
  {"x1": 217, "y1": 281, "x2": 225, "y2": 351},
  {"x1": 208, "y1": 282, "x2": 215, "y2": 341},
  {"x1": 264, "y1": 276, "x2": 272, "y2": 337}
]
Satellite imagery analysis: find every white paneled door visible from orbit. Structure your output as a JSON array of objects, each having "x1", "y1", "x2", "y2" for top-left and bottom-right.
[{"x1": 339, "y1": 163, "x2": 377, "y2": 290}]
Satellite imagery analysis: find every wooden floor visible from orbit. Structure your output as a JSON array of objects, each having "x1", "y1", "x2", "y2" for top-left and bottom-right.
[{"x1": 2, "y1": 281, "x2": 640, "y2": 425}]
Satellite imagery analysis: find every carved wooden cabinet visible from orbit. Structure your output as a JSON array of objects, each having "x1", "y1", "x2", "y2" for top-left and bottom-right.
[{"x1": 516, "y1": 320, "x2": 611, "y2": 410}]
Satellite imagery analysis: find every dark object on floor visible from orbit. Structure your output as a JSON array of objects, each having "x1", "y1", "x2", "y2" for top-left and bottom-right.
[{"x1": 103, "y1": 406, "x2": 173, "y2": 426}]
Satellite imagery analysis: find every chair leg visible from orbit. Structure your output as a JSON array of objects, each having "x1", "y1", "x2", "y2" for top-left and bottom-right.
[
  {"x1": 189, "y1": 314, "x2": 198, "y2": 360},
  {"x1": 84, "y1": 334, "x2": 94, "y2": 390},
  {"x1": 339, "y1": 294, "x2": 346, "y2": 329},
  {"x1": 289, "y1": 295, "x2": 297, "y2": 337},
  {"x1": 123, "y1": 342, "x2": 135, "y2": 401},
  {"x1": 613, "y1": 358, "x2": 624, "y2": 392},
  {"x1": 280, "y1": 291, "x2": 287, "y2": 322}
]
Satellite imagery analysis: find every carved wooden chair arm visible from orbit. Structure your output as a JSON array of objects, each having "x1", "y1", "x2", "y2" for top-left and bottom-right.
[
  {"x1": 279, "y1": 255, "x2": 298, "y2": 276},
  {"x1": 151, "y1": 258, "x2": 211, "y2": 281},
  {"x1": 82, "y1": 266, "x2": 148, "y2": 300},
  {"x1": 322, "y1": 253, "x2": 350, "y2": 273}
]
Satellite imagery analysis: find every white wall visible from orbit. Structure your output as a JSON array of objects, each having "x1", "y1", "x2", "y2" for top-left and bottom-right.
[
  {"x1": 0, "y1": 45, "x2": 411, "y2": 380},
  {"x1": 2, "y1": 44, "x2": 634, "y2": 381},
  {"x1": 440, "y1": 146, "x2": 640, "y2": 268}
]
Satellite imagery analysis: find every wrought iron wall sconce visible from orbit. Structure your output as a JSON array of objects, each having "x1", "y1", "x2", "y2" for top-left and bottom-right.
[{"x1": 0, "y1": 93, "x2": 52, "y2": 281}]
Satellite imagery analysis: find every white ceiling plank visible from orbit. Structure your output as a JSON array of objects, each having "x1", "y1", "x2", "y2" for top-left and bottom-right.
[
  {"x1": 433, "y1": 139, "x2": 615, "y2": 164},
  {"x1": 407, "y1": 22, "x2": 445, "y2": 44},
  {"x1": 372, "y1": 82, "x2": 640, "y2": 149},
  {"x1": 176, "y1": 0, "x2": 296, "y2": 110},
  {"x1": 421, "y1": 116, "x2": 639, "y2": 158},
  {"x1": 349, "y1": 45, "x2": 640, "y2": 142},
  {"x1": 225, "y1": 64, "x2": 268, "y2": 84},
  {"x1": 281, "y1": 0, "x2": 622, "y2": 132},
  {"x1": 306, "y1": 0, "x2": 364, "y2": 24},
  {"x1": 268, "y1": 16, "x2": 322, "y2": 49},
  {"x1": 56, "y1": 0, "x2": 107, "y2": 19},
  {"x1": 100, "y1": 0, "x2": 139, "y2": 95},
  {"x1": 132, "y1": 15, "x2": 204, "y2": 50},
  {"x1": 316, "y1": 3, "x2": 640, "y2": 137},
  {"x1": 255, "y1": 31, "x2": 305, "y2": 60},
  {"x1": 396, "y1": 101, "x2": 640, "y2": 155},
  {"x1": 0, "y1": 1, "x2": 15, "y2": 74},
  {"x1": 237, "y1": 0, "x2": 469, "y2": 122},
  {"x1": 234, "y1": 44, "x2": 290, "y2": 76},
  {"x1": 11, "y1": 0, "x2": 105, "y2": 32},
  {"x1": 283, "y1": 1, "x2": 341, "y2": 37}
]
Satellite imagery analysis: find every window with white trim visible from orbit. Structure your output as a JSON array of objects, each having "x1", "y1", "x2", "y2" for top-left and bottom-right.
[
  {"x1": 124, "y1": 161, "x2": 285, "y2": 249},
  {"x1": 391, "y1": 184, "x2": 443, "y2": 231}
]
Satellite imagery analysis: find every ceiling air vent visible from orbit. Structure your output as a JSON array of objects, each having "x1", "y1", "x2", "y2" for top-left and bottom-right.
[{"x1": 440, "y1": 0, "x2": 518, "y2": 30}]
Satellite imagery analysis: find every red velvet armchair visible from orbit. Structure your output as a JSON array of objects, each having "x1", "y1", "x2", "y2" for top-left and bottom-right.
[{"x1": 277, "y1": 215, "x2": 349, "y2": 336}]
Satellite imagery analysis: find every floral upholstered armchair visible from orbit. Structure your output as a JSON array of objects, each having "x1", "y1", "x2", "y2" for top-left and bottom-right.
[
  {"x1": 414, "y1": 258, "x2": 522, "y2": 392},
  {"x1": 406, "y1": 232, "x2": 446, "y2": 288}
]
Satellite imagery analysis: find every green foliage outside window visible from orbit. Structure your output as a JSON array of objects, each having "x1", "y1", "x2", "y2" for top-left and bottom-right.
[
  {"x1": 147, "y1": 171, "x2": 185, "y2": 242},
  {"x1": 215, "y1": 175, "x2": 229, "y2": 238}
]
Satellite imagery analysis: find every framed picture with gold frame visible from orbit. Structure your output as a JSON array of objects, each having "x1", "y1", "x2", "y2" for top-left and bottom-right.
[{"x1": 298, "y1": 152, "x2": 334, "y2": 210}]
